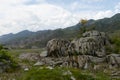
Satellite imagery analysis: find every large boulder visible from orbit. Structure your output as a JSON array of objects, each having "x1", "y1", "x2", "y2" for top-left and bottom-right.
[
  {"x1": 45, "y1": 30, "x2": 115, "y2": 70},
  {"x1": 68, "y1": 30, "x2": 109, "y2": 57},
  {"x1": 47, "y1": 39, "x2": 70, "y2": 57}
]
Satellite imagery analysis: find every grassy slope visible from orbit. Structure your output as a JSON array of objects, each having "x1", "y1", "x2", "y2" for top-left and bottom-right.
[
  {"x1": 0, "y1": 49, "x2": 119, "y2": 80},
  {"x1": 9, "y1": 48, "x2": 45, "y2": 57},
  {"x1": 0, "y1": 67, "x2": 115, "y2": 80}
]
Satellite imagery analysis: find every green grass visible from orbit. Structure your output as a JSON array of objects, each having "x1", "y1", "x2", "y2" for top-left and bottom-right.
[
  {"x1": 21, "y1": 67, "x2": 96, "y2": 80},
  {"x1": 20, "y1": 67, "x2": 116, "y2": 80},
  {"x1": 1, "y1": 48, "x2": 119, "y2": 80},
  {"x1": 70, "y1": 68, "x2": 95, "y2": 80},
  {"x1": 9, "y1": 48, "x2": 45, "y2": 57},
  {"x1": 21, "y1": 67, "x2": 69, "y2": 80},
  {"x1": 0, "y1": 66, "x2": 119, "y2": 80}
]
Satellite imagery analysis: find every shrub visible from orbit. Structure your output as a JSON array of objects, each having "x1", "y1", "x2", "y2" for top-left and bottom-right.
[{"x1": 0, "y1": 45, "x2": 19, "y2": 72}]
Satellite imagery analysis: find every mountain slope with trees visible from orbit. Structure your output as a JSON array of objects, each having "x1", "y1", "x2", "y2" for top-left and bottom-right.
[{"x1": 0, "y1": 13, "x2": 120, "y2": 49}]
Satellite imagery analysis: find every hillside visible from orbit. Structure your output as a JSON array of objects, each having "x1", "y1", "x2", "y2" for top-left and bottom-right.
[
  {"x1": 91, "y1": 13, "x2": 120, "y2": 32},
  {"x1": 0, "y1": 13, "x2": 120, "y2": 48}
]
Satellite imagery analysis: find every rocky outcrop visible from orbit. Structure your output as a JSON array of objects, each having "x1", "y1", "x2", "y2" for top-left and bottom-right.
[
  {"x1": 53, "y1": 30, "x2": 107, "y2": 69},
  {"x1": 68, "y1": 30, "x2": 109, "y2": 57},
  {"x1": 46, "y1": 30, "x2": 110, "y2": 58},
  {"x1": 38, "y1": 30, "x2": 120, "y2": 70},
  {"x1": 47, "y1": 39, "x2": 70, "y2": 57}
]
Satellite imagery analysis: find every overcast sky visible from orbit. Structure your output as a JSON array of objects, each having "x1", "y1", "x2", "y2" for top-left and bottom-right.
[{"x1": 0, "y1": 0, "x2": 120, "y2": 35}]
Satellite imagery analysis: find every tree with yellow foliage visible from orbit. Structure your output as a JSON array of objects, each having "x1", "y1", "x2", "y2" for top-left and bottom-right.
[
  {"x1": 80, "y1": 19, "x2": 88, "y2": 26},
  {"x1": 79, "y1": 19, "x2": 88, "y2": 34}
]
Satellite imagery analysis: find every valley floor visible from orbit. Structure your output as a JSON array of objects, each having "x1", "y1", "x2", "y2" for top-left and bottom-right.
[{"x1": 0, "y1": 49, "x2": 119, "y2": 80}]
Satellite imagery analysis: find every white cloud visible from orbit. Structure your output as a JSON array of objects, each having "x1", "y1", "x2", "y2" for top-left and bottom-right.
[
  {"x1": 0, "y1": 2, "x2": 78, "y2": 35},
  {"x1": 70, "y1": 1, "x2": 103, "y2": 11},
  {"x1": 93, "y1": 10, "x2": 114, "y2": 19},
  {"x1": 115, "y1": 2, "x2": 120, "y2": 13},
  {"x1": 92, "y1": 2, "x2": 120, "y2": 19},
  {"x1": 0, "y1": 0, "x2": 119, "y2": 36},
  {"x1": 71, "y1": 2, "x2": 92, "y2": 10},
  {"x1": 81, "y1": 0, "x2": 104, "y2": 3},
  {"x1": 35, "y1": 0, "x2": 46, "y2": 3},
  {"x1": 0, "y1": 0, "x2": 27, "y2": 5}
]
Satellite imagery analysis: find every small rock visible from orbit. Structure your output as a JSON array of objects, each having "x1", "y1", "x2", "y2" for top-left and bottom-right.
[
  {"x1": 63, "y1": 70, "x2": 72, "y2": 75},
  {"x1": 40, "y1": 51, "x2": 48, "y2": 57},
  {"x1": 53, "y1": 61, "x2": 63, "y2": 65},
  {"x1": 34, "y1": 61, "x2": 44, "y2": 66},
  {"x1": 24, "y1": 68, "x2": 29, "y2": 71},
  {"x1": 71, "y1": 76, "x2": 76, "y2": 80},
  {"x1": 46, "y1": 66, "x2": 54, "y2": 70},
  {"x1": 19, "y1": 53, "x2": 39, "y2": 61},
  {"x1": 111, "y1": 71, "x2": 120, "y2": 76},
  {"x1": 84, "y1": 62, "x2": 88, "y2": 69}
]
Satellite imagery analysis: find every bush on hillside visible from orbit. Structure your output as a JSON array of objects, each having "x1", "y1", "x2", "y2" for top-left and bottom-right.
[{"x1": 0, "y1": 45, "x2": 19, "y2": 72}]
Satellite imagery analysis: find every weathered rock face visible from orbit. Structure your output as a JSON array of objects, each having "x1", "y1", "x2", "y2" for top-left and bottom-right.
[
  {"x1": 65, "y1": 31, "x2": 112, "y2": 69},
  {"x1": 44, "y1": 30, "x2": 120, "y2": 70},
  {"x1": 67, "y1": 55, "x2": 107, "y2": 69},
  {"x1": 107, "y1": 54, "x2": 120, "y2": 68},
  {"x1": 68, "y1": 55, "x2": 89, "y2": 69},
  {"x1": 47, "y1": 39, "x2": 70, "y2": 57},
  {"x1": 68, "y1": 30, "x2": 109, "y2": 57}
]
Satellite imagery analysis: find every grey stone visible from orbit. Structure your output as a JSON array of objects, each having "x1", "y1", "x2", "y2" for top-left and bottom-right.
[
  {"x1": 34, "y1": 61, "x2": 44, "y2": 66},
  {"x1": 107, "y1": 54, "x2": 120, "y2": 67},
  {"x1": 71, "y1": 76, "x2": 76, "y2": 80},
  {"x1": 68, "y1": 30, "x2": 109, "y2": 57},
  {"x1": 89, "y1": 56, "x2": 106, "y2": 63},
  {"x1": 68, "y1": 55, "x2": 89, "y2": 68},
  {"x1": 45, "y1": 30, "x2": 116, "y2": 70},
  {"x1": 63, "y1": 70, "x2": 72, "y2": 75},
  {"x1": 47, "y1": 39, "x2": 70, "y2": 57},
  {"x1": 82, "y1": 30, "x2": 101, "y2": 37},
  {"x1": 46, "y1": 66, "x2": 54, "y2": 70},
  {"x1": 19, "y1": 53, "x2": 39, "y2": 61},
  {"x1": 40, "y1": 51, "x2": 47, "y2": 57},
  {"x1": 24, "y1": 67, "x2": 29, "y2": 71}
]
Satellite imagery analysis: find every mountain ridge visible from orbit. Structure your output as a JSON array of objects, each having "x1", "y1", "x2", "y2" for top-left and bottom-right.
[{"x1": 0, "y1": 13, "x2": 120, "y2": 48}]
